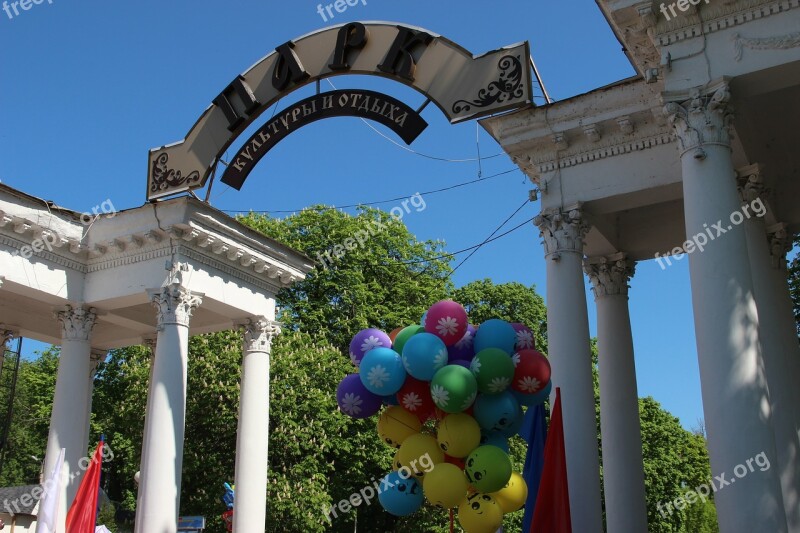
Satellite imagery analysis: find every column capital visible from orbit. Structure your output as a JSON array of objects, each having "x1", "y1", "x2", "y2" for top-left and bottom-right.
[
  {"x1": 1, "y1": 326, "x2": 17, "y2": 346},
  {"x1": 90, "y1": 348, "x2": 107, "y2": 377},
  {"x1": 663, "y1": 81, "x2": 734, "y2": 157},
  {"x1": 736, "y1": 163, "x2": 768, "y2": 205},
  {"x1": 533, "y1": 204, "x2": 590, "y2": 259},
  {"x1": 54, "y1": 305, "x2": 97, "y2": 342},
  {"x1": 584, "y1": 254, "x2": 636, "y2": 299},
  {"x1": 237, "y1": 317, "x2": 281, "y2": 353},
  {"x1": 148, "y1": 284, "x2": 203, "y2": 330},
  {"x1": 768, "y1": 223, "x2": 793, "y2": 271},
  {"x1": 142, "y1": 335, "x2": 158, "y2": 358}
]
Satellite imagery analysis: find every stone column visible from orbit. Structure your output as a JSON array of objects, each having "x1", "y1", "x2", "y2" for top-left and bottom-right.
[
  {"x1": 533, "y1": 205, "x2": 603, "y2": 532},
  {"x1": 135, "y1": 284, "x2": 202, "y2": 533},
  {"x1": 43, "y1": 305, "x2": 97, "y2": 533},
  {"x1": 664, "y1": 83, "x2": 786, "y2": 532},
  {"x1": 233, "y1": 318, "x2": 281, "y2": 533},
  {"x1": 584, "y1": 254, "x2": 648, "y2": 533},
  {"x1": 0, "y1": 328, "x2": 15, "y2": 381},
  {"x1": 81, "y1": 349, "x2": 106, "y2": 456}
]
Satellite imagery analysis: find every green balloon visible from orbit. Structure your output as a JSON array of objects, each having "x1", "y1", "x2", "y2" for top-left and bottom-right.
[
  {"x1": 430, "y1": 365, "x2": 478, "y2": 414},
  {"x1": 471, "y1": 348, "x2": 515, "y2": 394},
  {"x1": 465, "y1": 445, "x2": 512, "y2": 493},
  {"x1": 393, "y1": 325, "x2": 425, "y2": 354}
]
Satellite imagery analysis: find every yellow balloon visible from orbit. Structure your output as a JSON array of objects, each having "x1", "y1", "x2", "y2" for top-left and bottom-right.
[
  {"x1": 397, "y1": 434, "x2": 445, "y2": 479},
  {"x1": 423, "y1": 463, "x2": 468, "y2": 509},
  {"x1": 437, "y1": 413, "x2": 481, "y2": 458},
  {"x1": 457, "y1": 493, "x2": 503, "y2": 533},
  {"x1": 489, "y1": 472, "x2": 528, "y2": 513},
  {"x1": 392, "y1": 449, "x2": 402, "y2": 471},
  {"x1": 378, "y1": 406, "x2": 422, "y2": 448}
]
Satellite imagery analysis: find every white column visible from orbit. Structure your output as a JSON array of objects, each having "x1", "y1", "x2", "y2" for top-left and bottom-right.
[
  {"x1": 739, "y1": 168, "x2": 800, "y2": 532},
  {"x1": 585, "y1": 254, "x2": 648, "y2": 533},
  {"x1": 43, "y1": 305, "x2": 97, "y2": 533},
  {"x1": 135, "y1": 284, "x2": 202, "y2": 533},
  {"x1": 533, "y1": 206, "x2": 603, "y2": 532},
  {"x1": 664, "y1": 83, "x2": 786, "y2": 532},
  {"x1": 233, "y1": 318, "x2": 280, "y2": 533},
  {"x1": 82, "y1": 349, "x2": 106, "y2": 453}
]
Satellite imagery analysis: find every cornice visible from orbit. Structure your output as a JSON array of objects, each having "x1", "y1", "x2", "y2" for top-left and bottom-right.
[{"x1": 654, "y1": 0, "x2": 800, "y2": 46}]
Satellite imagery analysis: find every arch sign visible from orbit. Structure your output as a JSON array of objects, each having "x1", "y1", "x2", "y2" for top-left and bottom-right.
[{"x1": 147, "y1": 22, "x2": 533, "y2": 200}]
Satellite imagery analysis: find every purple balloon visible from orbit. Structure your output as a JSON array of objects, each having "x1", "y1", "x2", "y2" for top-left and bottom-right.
[
  {"x1": 349, "y1": 328, "x2": 392, "y2": 367},
  {"x1": 337, "y1": 374, "x2": 382, "y2": 419},
  {"x1": 512, "y1": 323, "x2": 536, "y2": 351},
  {"x1": 448, "y1": 324, "x2": 477, "y2": 362},
  {"x1": 450, "y1": 359, "x2": 472, "y2": 370}
]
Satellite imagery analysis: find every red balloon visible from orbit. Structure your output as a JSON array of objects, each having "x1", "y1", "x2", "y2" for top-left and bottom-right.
[
  {"x1": 425, "y1": 300, "x2": 469, "y2": 347},
  {"x1": 389, "y1": 327, "x2": 404, "y2": 343},
  {"x1": 444, "y1": 454, "x2": 466, "y2": 469},
  {"x1": 512, "y1": 349, "x2": 551, "y2": 395},
  {"x1": 396, "y1": 377, "x2": 436, "y2": 420}
]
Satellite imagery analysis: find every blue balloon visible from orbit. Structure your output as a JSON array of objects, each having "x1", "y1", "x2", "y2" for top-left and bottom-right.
[
  {"x1": 401, "y1": 332, "x2": 448, "y2": 381},
  {"x1": 513, "y1": 381, "x2": 553, "y2": 407},
  {"x1": 378, "y1": 471, "x2": 424, "y2": 516},
  {"x1": 360, "y1": 347, "x2": 407, "y2": 395},
  {"x1": 480, "y1": 431, "x2": 510, "y2": 453},
  {"x1": 383, "y1": 394, "x2": 400, "y2": 406},
  {"x1": 473, "y1": 391, "x2": 520, "y2": 432},
  {"x1": 500, "y1": 403, "x2": 525, "y2": 437},
  {"x1": 474, "y1": 319, "x2": 517, "y2": 355}
]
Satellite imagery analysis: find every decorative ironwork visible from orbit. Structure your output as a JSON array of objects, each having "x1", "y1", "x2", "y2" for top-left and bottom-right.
[
  {"x1": 150, "y1": 152, "x2": 201, "y2": 193},
  {"x1": 452, "y1": 55, "x2": 525, "y2": 114}
]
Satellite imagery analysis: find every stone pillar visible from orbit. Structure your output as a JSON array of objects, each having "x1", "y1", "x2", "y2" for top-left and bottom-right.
[
  {"x1": 43, "y1": 305, "x2": 97, "y2": 533},
  {"x1": 82, "y1": 349, "x2": 106, "y2": 455},
  {"x1": 233, "y1": 318, "x2": 281, "y2": 533},
  {"x1": 533, "y1": 205, "x2": 603, "y2": 532},
  {"x1": 0, "y1": 328, "x2": 15, "y2": 380},
  {"x1": 664, "y1": 83, "x2": 786, "y2": 532},
  {"x1": 584, "y1": 254, "x2": 648, "y2": 533},
  {"x1": 135, "y1": 284, "x2": 202, "y2": 533}
]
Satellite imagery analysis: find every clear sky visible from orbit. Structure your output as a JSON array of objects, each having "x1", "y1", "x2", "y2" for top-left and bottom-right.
[{"x1": 0, "y1": 0, "x2": 705, "y2": 430}]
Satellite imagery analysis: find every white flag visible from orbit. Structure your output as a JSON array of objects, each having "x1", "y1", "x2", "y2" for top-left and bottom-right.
[{"x1": 35, "y1": 448, "x2": 65, "y2": 533}]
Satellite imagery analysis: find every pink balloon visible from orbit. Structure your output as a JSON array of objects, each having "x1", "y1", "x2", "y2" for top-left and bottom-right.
[{"x1": 424, "y1": 300, "x2": 468, "y2": 347}]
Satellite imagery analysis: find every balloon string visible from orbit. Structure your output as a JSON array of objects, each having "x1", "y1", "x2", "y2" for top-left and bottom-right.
[{"x1": 450, "y1": 509, "x2": 454, "y2": 533}]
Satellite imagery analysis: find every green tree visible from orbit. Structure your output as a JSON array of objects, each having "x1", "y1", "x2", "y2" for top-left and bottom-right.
[{"x1": 238, "y1": 207, "x2": 452, "y2": 350}]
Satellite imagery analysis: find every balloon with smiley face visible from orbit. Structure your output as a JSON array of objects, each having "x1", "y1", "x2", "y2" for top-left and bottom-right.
[
  {"x1": 396, "y1": 434, "x2": 444, "y2": 479},
  {"x1": 423, "y1": 462, "x2": 469, "y2": 509},
  {"x1": 437, "y1": 413, "x2": 481, "y2": 458},
  {"x1": 377, "y1": 406, "x2": 421, "y2": 448},
  {"x1": 378, "y1": 471, "x2": 424, "y2": 516},
  {"x1": 457, "y1": 492, "x2": 503, "y2": 533},
  {"x1": 464, "y1": 445, "x2": 512, "y2": 493},
  {"x1": 489, "y1": 472, "x2": 528, "y2": 513},
  {"x1": 473, "y1": 391, "x2": 520, "y2": 433}
]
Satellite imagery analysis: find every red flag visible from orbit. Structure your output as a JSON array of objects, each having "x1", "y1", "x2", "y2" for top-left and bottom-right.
[
  {"x1": 66, "y1": 440, "x2": 103, "y2": 533},
  {"x1": 530, "y1": 388, "x2": 572, "y2": 533}
]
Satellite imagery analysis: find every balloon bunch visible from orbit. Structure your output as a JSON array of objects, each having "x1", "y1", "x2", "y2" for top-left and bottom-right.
[
  {"x1": 336, "y1": 300, "x2": 552, "y2": 533},
  {"x1": 220, "y1": 482, "x2": 235, "y2": 532}
]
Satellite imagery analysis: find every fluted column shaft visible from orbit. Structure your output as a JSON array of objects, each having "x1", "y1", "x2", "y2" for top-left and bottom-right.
[
  {"x1": 534, "y1": 206, "x2": 603, "y2": 532},
  {"x1": 585, "y1": 254, "x2": 648, "y2": 533},
  {"x1": 665, "y1": 84, "x2": 786, "y2": 533},
  {"x1": 233, "y1": 318, "x2": 281, "y2": 533}
]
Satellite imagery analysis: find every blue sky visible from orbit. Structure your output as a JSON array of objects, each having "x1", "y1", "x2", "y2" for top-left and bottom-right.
[{"x1": 0, "y1": 0, "x2": 705, "y2": 430}]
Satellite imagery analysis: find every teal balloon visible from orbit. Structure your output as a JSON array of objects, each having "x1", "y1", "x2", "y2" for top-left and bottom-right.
[
  {"x1": 480, "y1": 431, "x2": 510, "y2": 453},
  {"x1": 378, "y1": 471, "x2": 424, "y2": 516},
  {"x1": 500, "y1": 403, "x2": 525, "y2": 437},
  {"x1": 465, "y1": 445, "x2": 513, "y2": 493},
  {"x1": 359, "y1": 347, "x2": 406, "y2": 395},
  {"x1": 474, "y1": 319, "x2": 517, "y2": 354},
  {"x1": 473, "y1": 391, "x2": 519, "y2": 432},
  {"x1": 393, "y1": 325, "x2": 425, "y2": 355},
  {"x1": 402, "y1": 332, "x2": 448, "y2": 381},
  {"x1": 513, "y1": 381, "x2": 552, "y2": 407}
]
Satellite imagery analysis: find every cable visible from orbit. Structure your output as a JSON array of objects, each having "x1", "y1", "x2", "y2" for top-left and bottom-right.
[
  {"x1": 324, "y1": 78, "x2": 506, "y2": 163},
  {"x1": 221, "y1": 168, "x2": 519, "y2": 214},
  {"x1": 449, "y1": 199, "x2": 530, "y2": 276}
]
